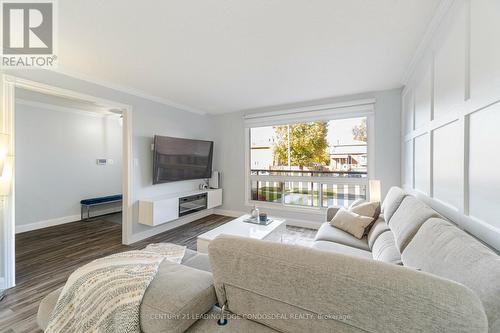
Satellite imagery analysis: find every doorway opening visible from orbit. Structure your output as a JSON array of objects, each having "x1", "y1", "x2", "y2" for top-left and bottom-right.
[{"x1": 1, "y1": 75, "x2": 133, "y2": 289}]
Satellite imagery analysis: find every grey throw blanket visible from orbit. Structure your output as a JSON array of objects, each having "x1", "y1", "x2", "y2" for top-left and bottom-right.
[{"x1": 45, "y1": 243, "x2": 186, "y2": 333}]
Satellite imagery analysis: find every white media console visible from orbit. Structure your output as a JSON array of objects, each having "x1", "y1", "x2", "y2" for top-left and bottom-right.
[{"x1": 138, "y1": 188, "x2": 222, "y2": 226}]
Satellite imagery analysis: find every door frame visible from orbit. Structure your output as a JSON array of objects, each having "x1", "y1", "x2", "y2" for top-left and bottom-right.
[{"x1": 1, "y1": 74, "x2": 134, "y2": 289}]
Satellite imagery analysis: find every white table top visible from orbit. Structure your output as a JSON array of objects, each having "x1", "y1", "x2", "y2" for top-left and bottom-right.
[{"x1": 197, "y1": 214, "x2": 286, "y2": 241}]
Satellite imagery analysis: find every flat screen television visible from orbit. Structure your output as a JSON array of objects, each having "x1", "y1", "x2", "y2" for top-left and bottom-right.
[{"x1": 153, "y1": 135, "x2": 214, "y2": 184}]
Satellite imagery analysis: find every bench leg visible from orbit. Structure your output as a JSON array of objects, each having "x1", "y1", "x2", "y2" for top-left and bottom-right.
[
  {"x1": 81, "y1": 205, "x2": 91, "y2": 221},
  {"x1": 81, "y1": 200, "x2": 122, "y2": 221}
]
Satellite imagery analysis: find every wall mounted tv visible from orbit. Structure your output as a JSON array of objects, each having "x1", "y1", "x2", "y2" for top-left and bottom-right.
[{"x1": 153, "y1": 135, "x2": 213, "y2": 184}]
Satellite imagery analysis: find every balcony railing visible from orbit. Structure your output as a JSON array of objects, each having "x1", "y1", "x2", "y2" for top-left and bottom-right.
[
  {"x1": 249, "y1": 170, "x2": 368, "y2": 208},
  {"x1": 250, "y1": 169, "x2": 367, "y2": 178}
]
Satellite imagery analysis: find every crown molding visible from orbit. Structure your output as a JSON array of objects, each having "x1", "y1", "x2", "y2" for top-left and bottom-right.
[
  {"x1": 402, "y1": 0, "x2": 455, "y2": 85},
  {"x1": 48, "y1": 67, "x2": 207, "y2": 115},
  {"x1": 15, "y1": 98, "x2": 119, "y2": 118}
]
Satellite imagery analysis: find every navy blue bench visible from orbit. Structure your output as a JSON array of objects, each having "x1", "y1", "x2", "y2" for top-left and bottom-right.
[{"x1": 80, "y1": 194, "x2": 122, "y2": 220}]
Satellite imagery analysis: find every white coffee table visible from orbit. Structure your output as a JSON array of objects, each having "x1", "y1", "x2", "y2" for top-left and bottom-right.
[{"x1": 196, "y1": 214, "x2": 286, "y2": 253}]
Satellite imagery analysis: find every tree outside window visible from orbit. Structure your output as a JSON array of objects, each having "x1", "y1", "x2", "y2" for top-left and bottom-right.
[{"x1": 250, "y1": 117, "x2": 367, "y2": 173}]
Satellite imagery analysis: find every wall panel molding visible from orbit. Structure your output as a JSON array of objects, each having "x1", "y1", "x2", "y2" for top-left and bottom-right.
[
  {"x1": 402, "y1": 0, "x2": 457, "y2": 85},
  {"x1": 401, "y1": 0, "x2": 500, "y2": 251}
]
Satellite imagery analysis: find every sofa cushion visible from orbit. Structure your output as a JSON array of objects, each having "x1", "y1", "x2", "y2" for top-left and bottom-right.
[
  {"x1": 371, "y1": 230, "x2": 402, "y2": 265},
  {"x1": 381, "y1": 186, "x2": 407, "y2": 222},
  {"x1": 182, "y1": 248, "x2": 198, "y2": 261},
  {"x1": 389, "y1": 196, "x2": 440, "y2": 252},
  {"x1": 314, "y1": 222, "x2": 370, "y2": 251},
  {"x1": 330, "y1": 208, "x2": 374, "y2": 239},
  {"x1": 182, "y1": 249, "x2": 212, "y2": 272},
  {"x1": 140, "y1": 260, "x2": 216, "y2": 333},
  {"x1": 351, "y1": 201, "x2": 381, "y2": 235},
  {"x1": 367, "y1": 217, "x2": 390, "y2": 249},
  {"x1": 209, "y1": 235, "x2": 488, "y2": 333},
  {"x1": 351, "y1": 201, "x2": 380, "y2": 220},
  {"x1": 312, "y1": 240, "x2": 372, "y2": 259},
  {"x1": 402, "y1": 218, "x2": 500, "y2": 332}
]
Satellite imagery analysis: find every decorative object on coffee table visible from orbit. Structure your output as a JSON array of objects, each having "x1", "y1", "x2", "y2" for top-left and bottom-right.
[
  {"x1": 259, "y1": 212, "x2": 268, "y2": 224},
  {"x1": 250, "y1": 204, "x2": 259, "y2": 218},
  {"x1": 243, "y1": 216, "x2": 273, "y2": 225}
]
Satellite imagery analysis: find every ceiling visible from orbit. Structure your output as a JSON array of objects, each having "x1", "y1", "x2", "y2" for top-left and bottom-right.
[{"x1": 56, "y1": 0, "x2": 440, "y2": 114}]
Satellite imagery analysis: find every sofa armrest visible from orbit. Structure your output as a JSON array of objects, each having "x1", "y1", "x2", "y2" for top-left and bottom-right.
[{"x1": 208, "y1": 235, "x2": 487, "y2": 333}]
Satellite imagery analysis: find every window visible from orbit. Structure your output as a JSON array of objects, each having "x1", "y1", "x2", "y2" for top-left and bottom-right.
[{"x1": 249, "y1": 117, "x2": 369, "y2": 209}]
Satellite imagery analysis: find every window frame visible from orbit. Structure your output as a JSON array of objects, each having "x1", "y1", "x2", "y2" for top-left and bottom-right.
[{"x1": 244, "y1": 102, "x2": 375, "y2": 213}]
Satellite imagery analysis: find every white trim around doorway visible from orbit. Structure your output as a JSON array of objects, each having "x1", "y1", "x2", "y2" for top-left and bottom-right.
[{"x1": 0, "y1": 74, "x2": 134, "y2": 289}]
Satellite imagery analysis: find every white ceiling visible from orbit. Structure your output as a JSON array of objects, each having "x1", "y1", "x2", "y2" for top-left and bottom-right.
[{"x1": 56, "y1": 0, "x2": 440, "y2": 114}]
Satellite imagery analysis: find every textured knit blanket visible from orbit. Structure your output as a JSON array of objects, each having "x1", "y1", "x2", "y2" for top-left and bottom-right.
[{"x1": 45, "y1": 243, "x2": 186, "y2": 333}]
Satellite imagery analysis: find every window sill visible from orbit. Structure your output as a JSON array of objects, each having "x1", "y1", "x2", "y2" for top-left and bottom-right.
[{"x1": 245, "y1": 200, "x2": 327, "y2": 215}]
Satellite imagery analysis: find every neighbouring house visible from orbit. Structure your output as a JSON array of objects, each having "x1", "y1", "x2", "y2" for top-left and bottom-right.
[{"x1": 329, "y1": 141, "x2": 367, "y2": 172}]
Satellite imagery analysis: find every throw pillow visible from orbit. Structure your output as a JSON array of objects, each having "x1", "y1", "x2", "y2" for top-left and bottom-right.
[
  {"x1": 351, "y1": 201, "x2": 381, "y2": 235},
  {"x1": 351, "y1": 201, "x2": 381, "y2": 220},
  {"x1": 330, "y1": 208, "x2": 375, "y2": 239}
]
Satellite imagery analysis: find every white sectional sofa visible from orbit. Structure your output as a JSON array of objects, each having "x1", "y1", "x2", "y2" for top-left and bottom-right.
[
  {"x1": 313, "y1": 186, "x2": 500, "y2": 332},
  {"x1": 313, "y1": 186, "x2": 438, "y2": 264},
  {"x1": 37, "y1": 187, "x2": 500, "y2": 332}
]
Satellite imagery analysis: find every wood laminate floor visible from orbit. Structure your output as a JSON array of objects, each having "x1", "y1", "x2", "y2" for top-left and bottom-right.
[{"x1": 0, "y1": 213, "x2": 316, "y2": 333}]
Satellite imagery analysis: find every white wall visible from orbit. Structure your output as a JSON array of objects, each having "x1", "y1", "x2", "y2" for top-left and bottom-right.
[
  {"x1": 0, "y1": 70, "x2": 217, "y2": 283},
  {"x1": 212, "y1": 89, "x2": 402, "y2": 228},
  {"x1": 401, "y1": 0, "x2": 500, "y2": 251},
  {"x1": 3, "y1": 70, "x2": 214, "y2": 240},
  {"x1": 15, "y1": 99, "x2": 122, "y2": 232}
]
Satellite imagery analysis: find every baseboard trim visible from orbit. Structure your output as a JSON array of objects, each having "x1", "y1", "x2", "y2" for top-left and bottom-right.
[
  {"x1": 129, "y1": 209, "x2": 215, "y2": 244},
  {"x1": 15, "y1": 207, "x2": 122, "y2": 234},
  {"x1": 16, "y1": 215, "x2": 81, "y2": 234}
]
